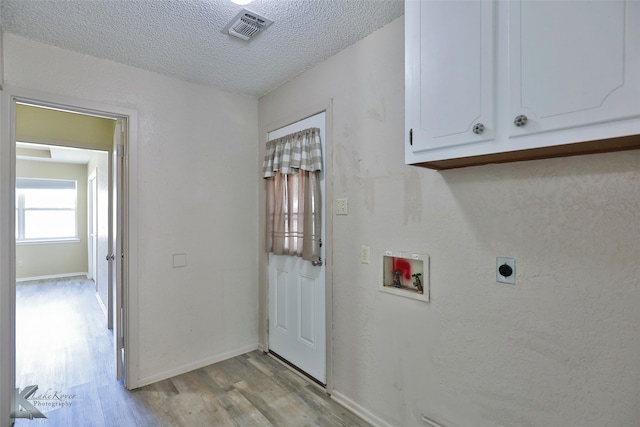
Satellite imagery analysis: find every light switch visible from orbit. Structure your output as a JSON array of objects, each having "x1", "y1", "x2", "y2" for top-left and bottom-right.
[
  {"x1": 336, "y1": 198, "x2": 348, "y2": 215},
  {"x1": 361, "y1": 245, "x2": 370, "y2": 264}
]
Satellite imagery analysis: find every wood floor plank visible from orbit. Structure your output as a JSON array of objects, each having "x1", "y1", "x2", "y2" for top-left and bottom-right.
[
  {"x1": 14, "y1": 278, "x2": 371, "y2": 427},
  {"x1": 234, "y1": 378, "x2": 314, "y2": 426},
  {"x1": 245, "y1": 354, "x2": 277, "y2": 377},
  {"x1": 194, "y1": 367, "x2": 228, "y2": 395},
  {"x1": 203, "y1": 363, "x2": 237, "y2": 392},
  {"x1": 130, "y1": 387, "x2": 177, "y2": 427},
  {"x1": 223, "y1": 388, "x2": 273, "y2": 427}
]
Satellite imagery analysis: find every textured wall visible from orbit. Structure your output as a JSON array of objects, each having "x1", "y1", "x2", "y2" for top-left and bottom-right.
[
  {"x1": 15, "y1": 159, "x2": 88, "y2": 279},
  {"x1": 4, "y1": 34, "x2": 259, "y2": 385},
  {"x1": 259, "y1": 17, "x2": 640, "y2": 427}
]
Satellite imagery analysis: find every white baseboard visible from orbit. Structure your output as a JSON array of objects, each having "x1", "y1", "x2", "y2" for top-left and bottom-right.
[
  {"x1": 95, "y1": 292, "x2": 108, "y2": 317},
  {"x1": 136, "y1": 343, "x2": 259, "y2": 388},
  {"x1": 16, "y1": 272, "x2": 89, "y2": 283},
  {"x1": 331, "y1": 390, "x2": 394, "y2": 427}
]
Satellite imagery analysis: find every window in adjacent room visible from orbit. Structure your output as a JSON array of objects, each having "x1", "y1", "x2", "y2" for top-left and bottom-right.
[{"x1": 16, "y1": 178, "x2": 78, "y2": 243}]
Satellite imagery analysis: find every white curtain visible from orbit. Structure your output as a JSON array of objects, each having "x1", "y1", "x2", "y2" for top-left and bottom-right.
[{"x1": 263, "y1": 128, "x2": 322, "y2": 263}]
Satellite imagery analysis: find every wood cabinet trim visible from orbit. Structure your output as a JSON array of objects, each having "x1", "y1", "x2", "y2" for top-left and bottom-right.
[{"x1": 413, "y1": 134, "x2": 640, "y2": 170}]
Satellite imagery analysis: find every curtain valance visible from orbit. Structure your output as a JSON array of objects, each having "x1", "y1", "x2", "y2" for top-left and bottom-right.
[{"x1": 262, "y1": 127, "x2": 322, "y2": 177}]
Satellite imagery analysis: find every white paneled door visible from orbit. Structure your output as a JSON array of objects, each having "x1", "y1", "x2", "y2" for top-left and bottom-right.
[{"x1": 268, "y1": 112, "x2": 326, "y2": 384}]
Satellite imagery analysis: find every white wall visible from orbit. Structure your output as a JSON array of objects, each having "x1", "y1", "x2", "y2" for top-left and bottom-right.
[
  {"x1": 259, "y1": 17, "x2": 640, "y2": 427},
  {"x1": 3, "y1": 34, "x2": 259, "y2": 386}
]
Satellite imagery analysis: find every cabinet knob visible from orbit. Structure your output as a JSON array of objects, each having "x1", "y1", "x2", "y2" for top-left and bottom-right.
[
  {"x1": 514, "y1": 115, "x2": 528, "y2": 127},
  {"x1": 472, "y1": 123, "x2": 485, "y2": 134}
]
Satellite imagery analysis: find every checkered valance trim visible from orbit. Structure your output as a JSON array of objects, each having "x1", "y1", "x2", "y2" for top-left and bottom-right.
[{"x1": 263, "y1": 127, "x2": 322, "y2": 177}]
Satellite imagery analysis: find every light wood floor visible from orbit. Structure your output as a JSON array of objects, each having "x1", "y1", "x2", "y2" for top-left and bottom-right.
[{"x1": 15, "y1": 278, "x2": 370, "y2": 427}]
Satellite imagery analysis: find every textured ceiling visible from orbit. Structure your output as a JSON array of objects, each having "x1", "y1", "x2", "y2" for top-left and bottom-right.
[{"x1": 1, "y1": 0, "x2": 404, "y2": 97}]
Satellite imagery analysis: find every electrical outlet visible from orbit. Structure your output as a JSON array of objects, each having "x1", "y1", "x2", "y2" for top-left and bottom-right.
[
  {"x1": 335, "y1": 198, "x2": 348, "y2": 215},
  {"x1": 496, "y1": 257, "x2": 515, "y2": 284},
  {"x1": 361, "y1": 245, "x2": 370, "y2": 264}
]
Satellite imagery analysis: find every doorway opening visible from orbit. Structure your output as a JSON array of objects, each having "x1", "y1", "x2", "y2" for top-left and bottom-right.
[
  {"x1": 14, "y1": 139, "x2": 113, "y2": 422},
  {"x1": 15, "y1": 142, "x2": 110, "y2": 304},
  {"x1": 2, "y1": 90, "x2": 137, "y2": 423}
]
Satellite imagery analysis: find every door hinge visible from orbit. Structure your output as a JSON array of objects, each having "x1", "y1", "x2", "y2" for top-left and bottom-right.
[
  {"x1": 409, "y1": 128, "x2": 413, "y2": 146},
  {"x1": 118, "y1": 336, "x2": 125, "y2": 348},
  {"x1": 267, "y1": 319, "x2": 269, "y2": 334},
  {"x1": 116, "y1": 144, "x2": 124, "y2": 158}
]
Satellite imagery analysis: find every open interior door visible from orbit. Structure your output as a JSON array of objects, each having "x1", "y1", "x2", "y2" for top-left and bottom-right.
[{"x1": 109, "y1": 119, "x2": 125, "y2": 381}]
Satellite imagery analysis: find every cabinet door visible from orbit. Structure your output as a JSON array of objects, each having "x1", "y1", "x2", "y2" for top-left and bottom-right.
[
  {"x1": 406, "y1": 0, "x2": 495, "y2": 155},
  {"x1": 509, "y1": 0, "x2": 640, "y2": 137}
]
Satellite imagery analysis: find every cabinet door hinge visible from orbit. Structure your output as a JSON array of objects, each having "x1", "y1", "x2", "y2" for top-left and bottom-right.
[
  {"x1": 267, "y1": 319, "x2": 270, "y2": 334},
  {"x1": 409, "y1": 128, "x2": 413, "y2": 145}
]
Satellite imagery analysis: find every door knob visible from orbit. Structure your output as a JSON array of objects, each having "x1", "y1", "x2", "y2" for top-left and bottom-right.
[
  {"x1": 472, "y1": 123, "x2": 485, "y2": 134},
  {"x1": 514, "y1": 115, "x2": 528, "y2": 127}
]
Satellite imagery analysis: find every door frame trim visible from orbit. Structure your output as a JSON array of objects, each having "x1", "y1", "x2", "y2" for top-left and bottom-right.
[
  {"x1": 258, "y1": 99, "x2": 334, "y2": 393},
  {"x1": 0, "y1": 86, "x2": 140, "y2": 425}
]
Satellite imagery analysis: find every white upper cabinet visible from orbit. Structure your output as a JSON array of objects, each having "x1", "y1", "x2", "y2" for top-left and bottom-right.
[
  {"x1": 406, "y1": 0, "x2": 640, "y2": 169},
  {"x1": 406, "y1": 0, "x2": 495, "y2": 153},
  {"x1": 509, "y1": 0, "x2": 640, "y2": 137}
]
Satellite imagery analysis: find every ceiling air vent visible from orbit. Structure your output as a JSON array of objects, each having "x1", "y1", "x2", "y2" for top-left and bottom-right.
[{"x1": 223, "y1": 8, "x2": 273, "y2": 41}]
